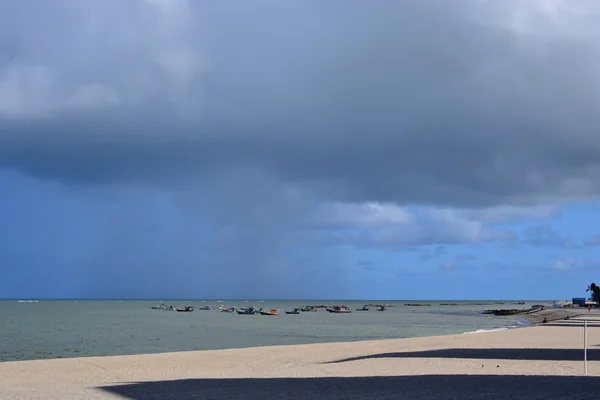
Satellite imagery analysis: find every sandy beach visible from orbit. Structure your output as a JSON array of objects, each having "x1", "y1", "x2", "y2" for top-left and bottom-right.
[{"x1": 2, "y1": 314, "x2": 599, "y2": 399}]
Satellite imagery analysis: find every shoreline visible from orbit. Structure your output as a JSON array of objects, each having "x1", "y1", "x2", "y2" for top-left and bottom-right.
[
  {"x1": 0, "y1": 328, "x2": 522, "y2": 366},
  {"x1": 0, "y1": 325, "x2": 529, "y2": 364},
  {"x1": 0, "y1": 308, "x2": 584, "y2": 364},
  {"x1": 1, "y1": 311, "x2": 596, "y2": 365},
  {"x1": 2, "y1": 320, "x2": 599, "y2": 399},
  {"x1": 1, "y1": 319, "x2": 596, "y2": 365}
]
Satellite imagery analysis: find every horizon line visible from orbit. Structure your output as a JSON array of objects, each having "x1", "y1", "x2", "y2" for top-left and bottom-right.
[{"x1": 1, "y1": 298, "x2": 560, "y2": 302}]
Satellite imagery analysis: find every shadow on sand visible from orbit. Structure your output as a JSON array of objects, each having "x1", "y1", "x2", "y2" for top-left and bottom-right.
[
  {"x1": 326, "y1": 348, "x2": 600, "y2": 364},
  {"x1": 543, "y1": 323, "x2": 600, "y2": 327},
  {"x1": 100, "y1": 375, "x2": 599, "y2": 399}
]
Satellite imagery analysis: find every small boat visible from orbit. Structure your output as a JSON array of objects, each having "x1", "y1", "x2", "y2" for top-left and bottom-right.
[
  {"x1": 221, "y1": 307, "x2": 236, "y2": 313},
  {"x1": 237, "y1": 306, "x2": 258, "y2": 315},
  {"x1": 260, "y1": 308, "x2": 280, "y2": 316},
  {"x1": 377, "y1": 306, "x2": 386, "y2": 312},
  {"x1": 300, "y1": 306, "x2": 317, "y2": 312},
  {"x1": 176, "y1": 306, "x2": 194, "y2": 312},
  {"x1": 285, "y1": 308, "x2": 300, "y2": 315},
  {"x1": 356, "y1": 305, "x2": 370, "y2": 311},
  {"x1": 327, "y1": 306, "x2": 352, "y2": 314},
  {"x1": 152, "y1": 302, "x2": 175, "y2": 311},
  {"x1": 198, "y1": 305, "x2": 212, "y2": 310}
]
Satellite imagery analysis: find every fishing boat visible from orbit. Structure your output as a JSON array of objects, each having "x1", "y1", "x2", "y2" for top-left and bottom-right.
[
  {"x1": 285, "y1": 308, "x2": 300, "y2": 315},
  {"x1": 176, "y1": 306, "x2": 194, "y2": 312},
  {"x1": 152, "y1": 302, "x2": 175, "y2": 311},
  {"x1": 237, "y1": 306, "x2": 258, "y2": 315},
  {"x1": 198, "y1": 305, "x2": 212, "y2": 310},
  {"x1": 377, "y1": 306, "x2": 386, "y2": 311},
  {"x1": 300, "y1": 305, "x2": 317, "y2": 312},
  {"x1": 327, "y1": 306, "x2": 352, "y2": 313},
  {"x1": 260, "y1": 308, "x2": 280, "y2": 316},
  {"x1": 356, "y1": 305, "x2": 370, "y2": 311},
  {"x1": 221, "y1": 307, "x2": 236, "y2": 313}
]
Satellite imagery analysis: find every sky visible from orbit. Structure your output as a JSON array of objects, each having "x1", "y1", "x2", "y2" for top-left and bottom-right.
[{"x1": 1, "y1": 0, "x2": 599, "y2": 300}]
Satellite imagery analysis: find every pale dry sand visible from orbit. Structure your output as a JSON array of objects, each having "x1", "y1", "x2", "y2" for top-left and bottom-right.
[{"x1": 2, "y1": 317, "x2": 600, "y2": 399}]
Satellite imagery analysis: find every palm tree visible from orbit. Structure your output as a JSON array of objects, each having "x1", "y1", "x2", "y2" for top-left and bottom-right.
[
  {"x1": 586, "y1": 283, "x2": 599, "y2": 303},
  {"x1": 587, "y1": 283, "x2": 597, "y2": 292}
]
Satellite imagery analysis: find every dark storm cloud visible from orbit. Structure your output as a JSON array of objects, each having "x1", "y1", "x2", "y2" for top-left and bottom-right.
[{"x1": 1, "y1": 0, "x2": 600, "y2": 206}]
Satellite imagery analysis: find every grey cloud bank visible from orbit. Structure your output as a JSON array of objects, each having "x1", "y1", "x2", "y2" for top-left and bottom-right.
[{"x1": 0, "y1": 0, "x2": 599, "y2": 208}]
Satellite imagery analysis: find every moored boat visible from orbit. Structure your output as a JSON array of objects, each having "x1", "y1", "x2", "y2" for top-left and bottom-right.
[
  {"x1": 300, "y1": 305, "x2": 317, "y2": 312},
  {"x1": 377, "y1": 306, "x2": 386, "y2": 311},
  {"x1": 260, "y1": 308, "x2": 279, "y2": 316},
  {"x1": 221, "y1": 307, "x2": 237, "y2": 313},
  {"x1": 237, "y1": 306, "x2": 258, "y2": 315},
  {"x1": 198, "y1": 305, "x2": 212, "y2": 310},
  {"x1": 327, "y1": 306, "x2": 352, "y2": 313},
  {"x1": 285, "y1": 308, "x2": 300, "y2": 315},
  {"x1": 152, "y1": 302, "x2": 175, "y2": 311},
  {"x1": 356, "y1": 305, "x2": 370, "y2": 311},
  {"x1": 176, "y1": 306, "x2": 194, "y2": 312}
]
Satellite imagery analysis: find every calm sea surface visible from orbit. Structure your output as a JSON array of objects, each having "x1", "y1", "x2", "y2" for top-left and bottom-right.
[{"x1": 0, "y1": 300, "x2": 542, "y2": 362}]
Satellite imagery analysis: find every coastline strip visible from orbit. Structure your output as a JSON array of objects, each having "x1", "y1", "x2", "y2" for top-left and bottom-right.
[{"x1": 1, "y1": 321, "x2": 599, "y2": 399}]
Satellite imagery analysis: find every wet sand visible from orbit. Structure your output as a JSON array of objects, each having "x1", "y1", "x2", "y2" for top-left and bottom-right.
[{"x1": 2, "y1": 316, "x2": 599, "y2": 399}]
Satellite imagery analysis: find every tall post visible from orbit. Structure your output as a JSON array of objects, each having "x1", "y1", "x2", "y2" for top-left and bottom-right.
[{"x1": 584, "y1": 320, "x2": 588, "y2": 375}]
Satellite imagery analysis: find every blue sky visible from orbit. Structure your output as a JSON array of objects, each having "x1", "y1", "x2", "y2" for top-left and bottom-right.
[{"x1": 1, "y1": 0, "x2": 599, "y2": 300}]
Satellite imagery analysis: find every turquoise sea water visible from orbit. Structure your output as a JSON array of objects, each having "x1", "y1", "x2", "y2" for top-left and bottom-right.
[{"x1": 0, "y1": 300, "x2": 540, "y2": 362}]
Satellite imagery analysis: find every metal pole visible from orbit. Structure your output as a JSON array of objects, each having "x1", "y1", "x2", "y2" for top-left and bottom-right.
[{"x1": 584, "y1": 320, "x2": 588, "y2": 375}]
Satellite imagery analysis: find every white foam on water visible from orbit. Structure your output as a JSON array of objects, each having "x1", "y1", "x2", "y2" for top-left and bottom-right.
[{"x1": 462, "y1": 327, "x2": 511, "y2": 334}]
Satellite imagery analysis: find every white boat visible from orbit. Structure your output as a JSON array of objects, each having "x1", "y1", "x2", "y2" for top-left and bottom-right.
[
  {"x1": 327, "y1": 306, "x2": 352, "y2": 314},
  {"x1": 152, "y1": 302, "x2": 175, "y2": 311}
]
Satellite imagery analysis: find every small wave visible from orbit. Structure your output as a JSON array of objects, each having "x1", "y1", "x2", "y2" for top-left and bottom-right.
[
  {"x1": 462, "y1": 327, "x2": 511, "y2": 334},
  {"x1": 17, "y1": 300, "x2": 39, "y2": 303}
]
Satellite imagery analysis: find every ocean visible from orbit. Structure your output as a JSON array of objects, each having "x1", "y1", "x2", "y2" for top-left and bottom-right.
[{"x1": 0, "y1": 299, "x2": 538, "y2": 362}]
